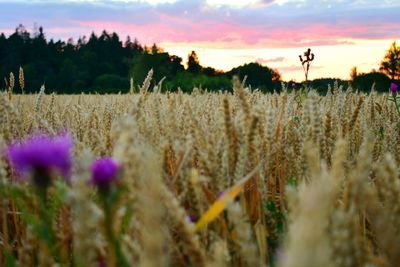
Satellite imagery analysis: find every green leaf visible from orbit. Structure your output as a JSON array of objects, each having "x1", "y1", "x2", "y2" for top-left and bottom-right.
[
  {"x1": 4, "y1": 250, "x2": 17, "y2": 267},
  {"x1": 120, "y1": 203, "x2": 133, "y2": 235},
  {"x1": 275, "y1": 212, "x2": 285, "y2": 220},
  {"x1": 378, "y1": 127, "x2": 385, "y2": 140},
  {"x1": 266, "y1": 201, "x2": 277, "y2": 213},
  {"x1": 276, "y1": 221, "x2": 285, "y2": 233},
  {"x1": 287, "y1": 176, "x2": 298, "y2": 188},
  {"x1": 54, "y1": 180, "x2": 68, "y2": 202}
]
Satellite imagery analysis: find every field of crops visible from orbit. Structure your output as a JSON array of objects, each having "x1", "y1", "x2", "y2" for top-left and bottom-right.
[{"x1": 0, "y1": 77, "x2": 399, "y2": 267}]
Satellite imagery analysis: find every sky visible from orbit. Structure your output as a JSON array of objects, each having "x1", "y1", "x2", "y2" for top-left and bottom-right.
[{"x1": 0, "y1": 0, "x2": 399, "y2": 81}]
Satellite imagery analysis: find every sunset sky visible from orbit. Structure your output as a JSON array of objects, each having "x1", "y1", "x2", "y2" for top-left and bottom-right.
[{"x1": 0, "y1": 0, "x2": 399, "y2": 81}]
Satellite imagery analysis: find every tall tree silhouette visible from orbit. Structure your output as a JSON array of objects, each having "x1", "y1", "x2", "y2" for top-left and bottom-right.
[
  {"x1": 187, "y1": 51, "x2": 201, "y2": 74},
  {"x1": 227, "y1": 62, "x2": 281, "y2": 91},
  {"x1": 380, "y1": 41, "x2": 400, "y2": 80}
]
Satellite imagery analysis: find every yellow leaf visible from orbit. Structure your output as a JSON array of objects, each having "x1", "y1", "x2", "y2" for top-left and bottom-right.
[{"x1": 194, "y1": 164, "x2": 261, "y2": 232}]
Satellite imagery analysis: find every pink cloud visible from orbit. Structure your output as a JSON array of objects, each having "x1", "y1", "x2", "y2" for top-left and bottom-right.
[
  {"x1": 278, "y1": 65, "x2": 323, "y2": 73},
  {"x1": 72, "y1": 19, "x2": 257, "y2": 45},
  {"x1": 1, "y1": 1, "x2": 397, "y2": 49},
  {"x1": 0, "y1": 0, "x2": 398, "y2": 51},
  {"x1": 0, "y1": 29, "x2": 16, "y2": 34},
  {"x1": 70, "y1": 18, "x2": 396, "y2": 49},
  {"x1": 256, "y1": 57, "x2": 285, "y2": 64}
]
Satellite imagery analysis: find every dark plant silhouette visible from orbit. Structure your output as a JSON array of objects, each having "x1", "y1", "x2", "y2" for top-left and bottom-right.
[{"x1": 299, "y1": 48, "x2": 315, "y2": 82}]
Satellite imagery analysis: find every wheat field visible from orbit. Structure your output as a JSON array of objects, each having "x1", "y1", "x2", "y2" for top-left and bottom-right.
[{"x1": 0, "y1": 77, "x2": 399, "y2": 267}]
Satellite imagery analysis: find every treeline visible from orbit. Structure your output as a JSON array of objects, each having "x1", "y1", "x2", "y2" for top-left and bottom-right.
[
  {"x1": 0, "y1": 25, "x2": 397, "y2": 94},
  {"x1": 0, "y1": 25, "x2": 282, "y2": 94},
  {"x1": 293, "y1": 72, "x2": 393, "y2": 94},
  {"x1": 308, "y1": 71, "x2": 396, "y2": 94}
]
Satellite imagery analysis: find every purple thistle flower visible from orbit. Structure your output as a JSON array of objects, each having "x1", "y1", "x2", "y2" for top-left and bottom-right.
[
  {"x1": 6, "y1": 133, "x2": 73, "y2": 185},
  {"x1": 391, "y1": 83, "x2": 398, "y2": 94},
  {"x1": 186, "y1": 215, "x2": 196, "y2": 223},
  {"x1": 90, "y1": 157, "x2": 119, "y2": 188},
  {"x1": 276, "y1": 249, "x2": 285, "y2": 262},
  {"x1": 98, "y1": 259, "x2": 106, "y2": 267}
]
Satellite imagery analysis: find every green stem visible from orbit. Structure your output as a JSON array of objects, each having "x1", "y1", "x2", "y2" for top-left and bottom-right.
[
  {"x1": 394, "y1": 96, "x2": 400, "y2": 116},
  {"x1": 36, "y1": 185, "x2": 61, "y2": 262},
  {"x1": 103, "y1": 200, "x2": 130, "y2": 267}
]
